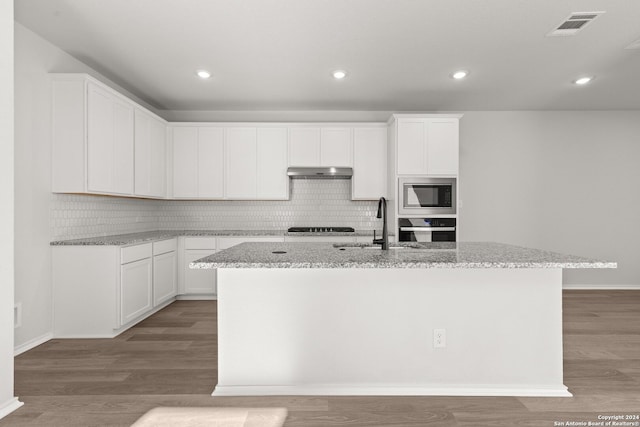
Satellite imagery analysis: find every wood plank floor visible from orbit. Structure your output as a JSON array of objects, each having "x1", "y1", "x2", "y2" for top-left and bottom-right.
[{"x1": 3, "y1": 290, "x2": 640, "y2": 426}]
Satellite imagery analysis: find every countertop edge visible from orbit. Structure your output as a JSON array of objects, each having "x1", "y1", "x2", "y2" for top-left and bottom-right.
[
  {"x1": 51, "y1": 230, "x2": 387, "y2": 246},
  {"x1": 190, "y1": 261, "x2": 618, "y2": 269}
]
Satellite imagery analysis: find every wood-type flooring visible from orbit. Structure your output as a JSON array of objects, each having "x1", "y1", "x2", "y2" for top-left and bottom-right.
[{"x1": 2, "y1": 290, "x2": 640, "y2": 426}]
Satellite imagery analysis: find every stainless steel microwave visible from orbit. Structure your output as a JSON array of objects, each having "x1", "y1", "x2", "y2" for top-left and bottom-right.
[{"x1": 398, "y1": 177, "x2": 456, "y2": 215}]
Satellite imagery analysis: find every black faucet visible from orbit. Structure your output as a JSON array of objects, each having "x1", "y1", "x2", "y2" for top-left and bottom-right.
[{"x1": 373, "y1": 197, "x2": 389, "y2": 250}]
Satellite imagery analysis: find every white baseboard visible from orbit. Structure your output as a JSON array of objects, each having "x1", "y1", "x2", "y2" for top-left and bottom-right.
[
  {"x1": 563, "y1": 283, "x2": 640, "y2": 290},
  {"x1": 212, "y1": 384, "x2": 572, "y2": 397},
  {"x1": 14, "y1": 332, "x2": 53, "y2": 356},
  {"x1": 176, "y1": 294, "x2": 217, "y2": 301},
  {"x1": 0, "y1": 397, "x2": 24, "y2": 420}
]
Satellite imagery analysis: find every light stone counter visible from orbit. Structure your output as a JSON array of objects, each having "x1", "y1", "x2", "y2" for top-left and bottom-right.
[
  {"x1": 190, "y1": 241, "x2": 616, "y2": 269},
  {"x1": 50, "y1": 229, "x2": 382, "y2": 246}
]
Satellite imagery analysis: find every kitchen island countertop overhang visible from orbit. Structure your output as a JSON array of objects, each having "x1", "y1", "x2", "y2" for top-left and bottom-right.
[
  {"x1": 191, "y1": 242, "x2": 615, "y2": 398},
  {"x1": 190, "y1": 241, "x2": 616, "y2": 270}
]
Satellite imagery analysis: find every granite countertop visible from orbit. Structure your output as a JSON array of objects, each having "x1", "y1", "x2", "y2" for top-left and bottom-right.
[
  {"x1": 189, "y1": 241, "x2": 617, "y2": 269},
  {"x1": 50, "y1": 229, "x2": 382, "y2": 246}
]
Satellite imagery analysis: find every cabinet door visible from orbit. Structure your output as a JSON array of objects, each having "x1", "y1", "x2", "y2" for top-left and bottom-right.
[
  {"x1": 321, "y1": 128, "x2": 352, "y2": 166},
  {"x1": 172, "y1": 127, "x2": 198, "y2": 198},
  {"x1": 198, "y1": 128, "x2": 224, "y2": 198},
  {"x1": 257, "y1": 128, "x2": 288, "y2": 199},
  {"x1": 289, "y1": 127, "x2": 320, "y2": 166},
  {"x1": 121, "y1": 258, "x2": 153, "y2": 325},
  {"x1": 396, "y1": 119, "x2": 426, "y2": 175},
  {"x1": 134, "y1": 110, "x2": 152, "y2": 196},
  {"x1": 426, "y1": 119, "x2": 459, "y2": 175},
  {"x1": 352, "y1": 128, "x2": 387, "y2": 200},
  {"x1": 135, "y1": 110, "x2": 166, "y2": 198},
  {"x1": 111, "y1": 100, "x2": 135, "y2": 194},
  {"x1": 225, "y1": 127, "x2": 257, "y2": 199},
  {"x1": 149, "y1": 117, "x2": 167, "y2": 197},
  {"x1": 184, "y1": 250, "x2": 217, "y2": 294},
  {"x1": 153, "y1": 251, "x2": 177, "y2": 306},
  {"x1": 87, "y1": 84, "x2": 135, "y2": 195}
]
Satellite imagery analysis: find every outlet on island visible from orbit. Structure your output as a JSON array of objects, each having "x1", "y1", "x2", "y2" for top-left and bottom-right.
[{"x1": 433, "y1": 328, "x2": 446, "y2": 348}]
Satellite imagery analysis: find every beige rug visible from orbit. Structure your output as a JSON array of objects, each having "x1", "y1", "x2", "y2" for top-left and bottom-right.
[{"x1": 131, "y1": 407, "x2": 288, "y2": 427}]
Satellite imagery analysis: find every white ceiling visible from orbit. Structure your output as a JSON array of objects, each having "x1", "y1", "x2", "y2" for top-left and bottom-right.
[{"x1": 14, "y1": 0, "x2": 640, "y2": 112}]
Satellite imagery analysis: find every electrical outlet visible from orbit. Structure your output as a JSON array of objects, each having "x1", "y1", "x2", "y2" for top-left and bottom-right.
[{"x1": 433, "y1": 328, "x2": 446, "y2": 348}]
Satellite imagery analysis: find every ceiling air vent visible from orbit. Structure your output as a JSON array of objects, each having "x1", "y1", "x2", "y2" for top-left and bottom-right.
[{"x1": 547, "y1": 12, "x2": 605, "y2": 37}]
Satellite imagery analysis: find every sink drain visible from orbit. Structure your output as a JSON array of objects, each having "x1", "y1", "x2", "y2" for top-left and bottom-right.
[{"x1": 272, "y1": 251, "x2": 287, "y2": 254}]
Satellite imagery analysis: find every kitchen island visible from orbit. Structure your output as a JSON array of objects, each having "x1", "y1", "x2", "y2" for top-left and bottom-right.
[{"x1": 191, "y1": 242, "x2": 615, "y2": 397}]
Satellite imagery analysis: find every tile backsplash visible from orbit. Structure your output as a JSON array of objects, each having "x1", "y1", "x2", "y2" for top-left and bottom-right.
[{"x1": 51, "y1": 180, "x2": 379, "y2": 240}]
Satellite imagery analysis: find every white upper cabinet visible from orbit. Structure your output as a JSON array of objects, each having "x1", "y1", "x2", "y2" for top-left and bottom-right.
[
  {"x1": 396, "y1": 119, "x2": 425, "y2": 175},
  {"x1": 396, "y1": 117, "x2": 459, "y2": 176},
  {"x1": 257, "y1": 128, "x2": 289, "y2": 199},
  {"x1": 134, "y1": 108, "x2": 166, "y2": 198},
  {"x1": 52, "y1": 74, "x2": 165, "y2": 198},
  {"x1": 226, "y1": 127, "x2": 289, "y2": 200},
  {"x1": 225, "y1": 127, "x2": 258, "y2": 199},
  {"x1": 426, "y1": 120, "x2": 459, "y2": 175},
  {"x1": 198, "y1": 128, "x2": 225, "y2": 199},
  {"x1": 172, "y1": 127, "x2": 224, "y2": 199},
  {"x1": 172, "y1": 127, "x2": 199, "y2": 198},
  {"x1": 288, "y1": 127, "x2": 353, "y2": 167},
  {"x1": 352, "y1": 127, "x2": 387, "y2": 200},
  {"x1": 289, "y1": 127, "x2": 320, "y2": 166},
  {"x1": 320, "y1": 128, "x2": 352, "y2": 166},
  {"x1": 87, "y1": 82, "x2": 134, "y2": 195}
]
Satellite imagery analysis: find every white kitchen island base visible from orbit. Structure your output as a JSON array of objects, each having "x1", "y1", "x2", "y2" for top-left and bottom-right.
[{"x1": 213, "y1": 267, "x2": 571, "y2": 397}]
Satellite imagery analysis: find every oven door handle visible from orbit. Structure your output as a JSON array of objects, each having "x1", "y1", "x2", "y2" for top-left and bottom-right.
[{"x1": 400, "y1": 227, "x2": 456, "y2": 232}]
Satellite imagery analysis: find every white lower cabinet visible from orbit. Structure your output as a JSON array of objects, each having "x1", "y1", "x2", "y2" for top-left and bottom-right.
[
  {"x1": 182, "y1": 237, "x2": 218, "y2": 296},
  {"x1": 183, "y1": 250, "x2": 218, "y2": 294},
  {"x1": 153, "y1": 240, "x2": 178, "y2": 306},
  {"x1": 53, "y1": 239, "x2": 178, "y2": 338},
  {"x1": 120, "y1": 257, "x2": 153, "y2": 325},
  {"x1": 180, "y1": 236, "x2": 284, "y2": 297}
]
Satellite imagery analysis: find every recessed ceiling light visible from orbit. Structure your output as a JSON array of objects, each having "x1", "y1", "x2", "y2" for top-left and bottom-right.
[
  {"x1": 574, "y1": 76, "x2": 594, "y2": 85},
  {"x1": 196, "y1": 70, "x2": 211, "y2": 79},
  {"x1": 452, "y1": 70, "x2": 468, "y2": 80},
  {"x1": 333, "y1": 70, "x2": 347, "y2": 80}
]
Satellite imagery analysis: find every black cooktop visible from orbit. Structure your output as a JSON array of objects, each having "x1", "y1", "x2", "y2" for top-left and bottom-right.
[{"x1": 287, "y1": 227, "x2": 355, "y2": 233}]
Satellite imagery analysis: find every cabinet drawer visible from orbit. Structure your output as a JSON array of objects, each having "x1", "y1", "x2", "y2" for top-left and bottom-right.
[
  {"x1": 218, "y1": 236, "x2": 283, "y2": 249},
  {"x1": 153, "y1": 238, "x2": 177, "y2": 255},
  {"x1": 121, "y1": 243, "x2": 152, "y2": 264},
  {"x1": 184, "y1": 237, "x2": 218, "y2": 250}
]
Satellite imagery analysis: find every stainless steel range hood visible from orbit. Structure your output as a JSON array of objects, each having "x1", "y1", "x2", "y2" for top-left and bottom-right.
[{"x1": 287, "y1": 167, "x2": 353, "y2": 179}]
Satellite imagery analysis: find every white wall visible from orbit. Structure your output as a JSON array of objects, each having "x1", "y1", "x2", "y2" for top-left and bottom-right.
[
  {"x1": 1, "y1": 1, "x2": 22, "y2": 420},
  {"x1": 459, "y1": 111, "x2": 640, "y2": 286},
  {"x1": 13, "y1": 23, "x2": 164, "y2": 352}
]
